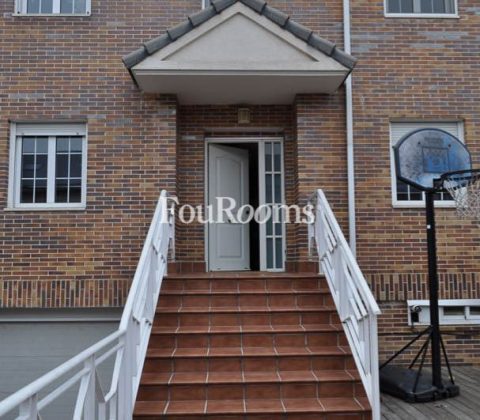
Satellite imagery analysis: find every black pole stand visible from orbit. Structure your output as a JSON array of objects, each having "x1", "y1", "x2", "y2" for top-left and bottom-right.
[
  {"x1": 425, "y1": 191, "x2": 443, "y2": 390},
  {"x1": 379, "y1": 190, "x2": 459, "y2": 403}
]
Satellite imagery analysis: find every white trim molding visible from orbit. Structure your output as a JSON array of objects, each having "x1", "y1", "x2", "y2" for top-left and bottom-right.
[
  {"x1": 14, "y1": 0, "x2": 91, "y2": 16},
  {"x1": 7, "y1": 122, "x2": 88, "y2": 211},
  {"x1": 389, "y1": 121, "x2": 464, "y2": 209},
  {"x1": 384, "y1": 0, "x2": 458, "y2": 18}
]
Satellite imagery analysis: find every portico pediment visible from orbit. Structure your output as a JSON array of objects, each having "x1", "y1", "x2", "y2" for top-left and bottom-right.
[{"x1": 123, "y1": 1, "x2": 356, "y2": 104}]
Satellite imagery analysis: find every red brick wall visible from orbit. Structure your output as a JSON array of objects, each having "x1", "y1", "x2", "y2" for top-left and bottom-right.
[
  {"x1": 350, "y1": 0, "x2": 480, "y2": 364},
  {"x1": 0, "y1": 0, "x2": 346, "y2": 306},
  {"x1": 351, "y1": 0, "x2": 480, "y2": 283},
  {"x1": 295, "y1": 93, "x2": 349, "y2": 262},
  {"x1": 0, "y1": 0, "x2": 182, "y2": 307}
]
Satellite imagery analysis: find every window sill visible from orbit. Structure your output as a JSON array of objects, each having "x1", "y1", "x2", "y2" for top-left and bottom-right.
[
  {"x1": 384, "y1": 13, "x2": 459, "y2": 19},
  {"x1": 13, "y1": 12, "x2": 90, "y2": 17},
  {"x1": 392, "y1": 201, "x2": 457, "y2": 209},
  {"x1": 4, "y1": 206, "x2": 86, "y2": 212}
]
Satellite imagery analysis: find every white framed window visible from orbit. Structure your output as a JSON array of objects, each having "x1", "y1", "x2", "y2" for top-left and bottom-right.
[
  {"x1": 7, "y1": 123, "x2": 87, "y2": 210},
  {"x1": 385, "y1": 0, "x2": 458, "y2": 18},
  {"x1": 390, "y1": 121, "x2": 464, "y2": 208},
  {"x1": 202, "y1": 0, "x2": 212, "y2": 9},
  {"x1": 408, "y1": 300, "x2": 480, "y2": 326},
  {"x1": 14, "y1": 0, "x2": 91, "y2": 16}
]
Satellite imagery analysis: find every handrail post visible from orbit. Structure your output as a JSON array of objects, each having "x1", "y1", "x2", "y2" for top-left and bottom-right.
[
  {"x1": 335, "y1": 247, "x2": 348, "y2": 321},
  {"x1": 83, "y1": 356, "x2": 96, "y2": 420},
  {"x1": 370, "y1": 314, "x2": 381, "y2": 419},
  {"x1": 19, "y1": 395, "x2": 38, "y2": 420}
]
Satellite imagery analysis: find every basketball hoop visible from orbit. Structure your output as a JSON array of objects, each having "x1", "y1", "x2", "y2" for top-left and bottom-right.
[
  {"x1": 381, "y1": 128, "x2": 469, "y2": 403},
  {"x1": 438, "y1": 169, "x2": 480, "y2": 219}
]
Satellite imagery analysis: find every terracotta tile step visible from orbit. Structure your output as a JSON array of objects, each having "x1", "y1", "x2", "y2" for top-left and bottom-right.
[
  {"x1": 138, "y1": 371, "x2": 363, "y2": 400},
  {"x1": 160, "y1": 288, "x2": 330, "y2": 296},
  {"x1": 161, "y1": 277, "x2": 326, "y2": 293},
  {"x1": 153, "y1": 310, "x2": 340, "y2": 328},
  {"x1": 141, "y1": 369, "x2": 360, "y2": 386},
  {"x1": 158, "y1": 290, "x2": 334, "y2": 309},
  {"x1": 148, "y1": 330, "x2": 347, "y2": 350},
  {"x1": 151, "y1": 323, "x2": 342, "y2": 335},
  {"x1": 167, "y1": 272, "x2": 323, "y2": 279},
  {"x1": 137, "y1": 378, "x2": 364, "y2": 401},
  {"x1": 134, "y1": 397, "x2": 370, "y2": 418},
  {"x1": 147, "y1": 345, "x2": 350, "y2": 358},
  {"x1": 143, "y1": 348, "x2": 356, "y2": 373},
  {"x1": 156, "y1": 306, "x2": 337, "y2": 314}
]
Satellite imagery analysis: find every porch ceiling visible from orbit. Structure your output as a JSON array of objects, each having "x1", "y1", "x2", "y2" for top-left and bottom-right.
[{"x1": 122, "y1": 0, "x2": 357, "y2": 105}]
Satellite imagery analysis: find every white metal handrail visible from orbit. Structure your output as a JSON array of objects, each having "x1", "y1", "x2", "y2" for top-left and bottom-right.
[
  {"x1": 0, "y1": 190, "x2": 174, "y2": 420},
  {"x1": 308, "y1": 189, "x2": 381, "y2": 420}
]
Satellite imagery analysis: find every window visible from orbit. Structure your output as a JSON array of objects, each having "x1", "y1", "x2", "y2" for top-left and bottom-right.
[
  {"x1": 8, "y1": 123, "x2": 87, "y2": 210},
  {"x1": 408, "y1": 300, "x2": 480, "y2": 326},
  {"x1": 15, "y1": 0, "x2": 91, "y2": 15},
  {"x1": 202, "y1": 0, "x2": 212, "y2": 8},
  {"x1": 390, "y1": 121, "x2": 464, "y2": 207},
  {"x1": 385, "y1": 0, "x2": 457, "y2": 16}
]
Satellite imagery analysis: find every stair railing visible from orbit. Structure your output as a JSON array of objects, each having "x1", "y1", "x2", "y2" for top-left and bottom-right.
[
  {"x1": 0, "y1": 190, "x2": 175, "y2": 420},
  {"x1": 308, "y1": 189, "x2": 381, "y2": 420}
]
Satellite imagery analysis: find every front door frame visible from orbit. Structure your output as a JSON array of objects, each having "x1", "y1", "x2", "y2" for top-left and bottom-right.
[{"x1": 205, "y1": 137, "x2": 286, "y2": 272}]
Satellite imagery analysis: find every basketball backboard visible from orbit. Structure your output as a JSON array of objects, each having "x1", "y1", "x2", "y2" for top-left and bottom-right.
[{"x1": 394, "y1": 128, "x2": 471, "y2": 191}]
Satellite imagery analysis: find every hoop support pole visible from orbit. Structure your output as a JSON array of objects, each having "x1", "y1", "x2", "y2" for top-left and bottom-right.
[{"x1": 425, "y1": 191, "x2": 443, "y2": 389}]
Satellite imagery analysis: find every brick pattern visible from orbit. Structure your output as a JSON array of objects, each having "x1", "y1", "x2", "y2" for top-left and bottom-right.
[
  {"x1": 370, "y1": 272, "x2": 480, "y2": 302},
  {"x1": 0, "y1": 0, "x2": 345, "y2": 306},
  {"x1": 351, "y1": 0, "x2": 480, "y2": 278},
  {"x1": 0, "y1": 279, "x2": 128, "y2": 308},
  {"x1": 295, "y1": 94, "x2": 349, "y2": 262},
  {"x1": 0, "y1": 0, "x2": 181, "y2": 308},
  {"x1": 350, "y1": 0, "x2": 480, "y2": 363}
]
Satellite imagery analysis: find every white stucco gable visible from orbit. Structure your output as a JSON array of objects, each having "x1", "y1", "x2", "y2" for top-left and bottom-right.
[{"x1": 128, "y1": 2, "x2": 353, "y2": 104}]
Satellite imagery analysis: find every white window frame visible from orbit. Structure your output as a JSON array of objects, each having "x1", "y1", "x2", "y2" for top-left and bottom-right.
[
  {"x1": 202, "y1": 0, "x2": 212, "y2": 9},
  {"x1": 384, "y1": 0, "x2": 459, "y2": 18},
  {"x1": 14, "y1": 0, "x2": 91, "y2": 16},
  {"x1": 389, "y1": 121, "x2": 464, "y2": 209},
  {"x1": 7, "y1": 122, "x2": 88, "y2": 211},
  {"x1": 408, "y1": 299, "x2": 480, "y2": 326}
]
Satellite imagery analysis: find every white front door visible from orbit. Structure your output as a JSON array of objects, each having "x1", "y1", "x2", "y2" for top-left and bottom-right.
[{"x1": 208, "y1": 144, "x2": 250, "y2": 271}]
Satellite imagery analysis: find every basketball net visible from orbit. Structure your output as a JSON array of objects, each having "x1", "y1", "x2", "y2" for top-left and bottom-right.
[{"x1": 442, "y1": 171, "x2": 480, "y2": 219}]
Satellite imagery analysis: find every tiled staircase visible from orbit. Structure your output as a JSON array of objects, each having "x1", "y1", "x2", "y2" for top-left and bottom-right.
[{"x1": 134, "y1": 273, "x2": 371, "y2": 419}]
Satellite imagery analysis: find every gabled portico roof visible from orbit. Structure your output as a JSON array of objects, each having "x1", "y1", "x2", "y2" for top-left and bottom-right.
[{"x1": 123, "y1": 0, "x2": 357, "y2": 104}]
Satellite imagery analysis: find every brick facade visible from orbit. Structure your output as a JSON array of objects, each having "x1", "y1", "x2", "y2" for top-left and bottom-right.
[
  {"x1": 1, "y1": 0, "x2": 480, "y2": 365},
  {"x1": 350, "y1": 0, "x2": 480, "y2": 364}
]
